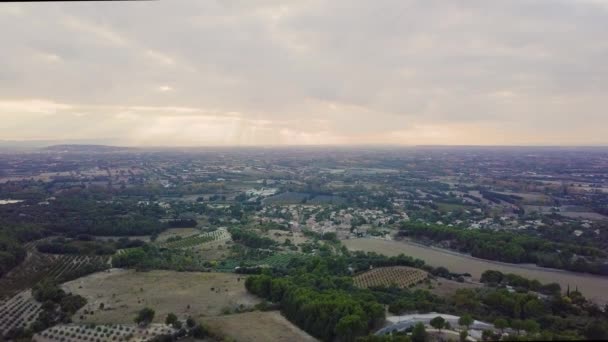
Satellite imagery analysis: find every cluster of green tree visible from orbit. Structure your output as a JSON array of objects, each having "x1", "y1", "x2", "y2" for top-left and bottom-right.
[
  {"x1": 112, "y1": 245, "x2": 212, "y2": 272},
  {"x1": 479, "y1": 190, "x2": 523, "y2": 204},
  {"x1": 302, "y1": 230, "x2": 339, "y2": 243},
  {"x1": 245, "y1": 268, "x2": 385, "y2": 340},
  {"x1": 165, "y1": 218, "x2": 197, "y2": 228},
  {"x1": 398, "y1": 222, "x2": 608, "y2": 275},
  {"x1": 36, "y1": 236, "x2": 145, "y2": 255},
  {"x1": 536, "y1": 221, "x2": 608, "y2": 251},
  {"x1": 0, "y1": 191, "x2": 168, "y2": 237},
  {"x1": 0, "y1": 232, "x2": 27, "y2": 277},
  {"x1": 257, "y1": 221, "x2": 290, "y2": 231},
  {"x1": 4, "y1": 281, "x2": 87, "y2": 340},
  {"x1": 371, "y1": 287, "x2": 446, "y2": 315},
  {"x1": 228, "y1": 227, "x2": 277, "y2": 249},
  {"x1": 0, "y1": 222, "x2": 48, "y2": 277},
  {"x1": 37, "y1": 240, "x2": 112, "y2": 255},
  {"x1": 133, "y1": 308, "x2": 209, "y2": 342},
  {"x1": 480, "y1": 270, "x2": 561, "y2": 296}
]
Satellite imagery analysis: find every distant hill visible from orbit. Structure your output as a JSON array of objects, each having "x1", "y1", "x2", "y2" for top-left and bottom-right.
[{"x1": 42, "y1": 144, "x2": 131, "y2": 153}]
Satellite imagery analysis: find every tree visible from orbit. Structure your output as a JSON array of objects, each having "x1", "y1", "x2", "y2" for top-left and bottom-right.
[
  {"x1": 481, "y1": 330, "x2": 494, "y2": 341},
  {"x1": 411, "y1": 322, "x2": 427, "y2": 342},
  {"x1": 494, "y1": 318, "x2": 507, "y2": 335},
  {"x1": 430, "y1": 316, "x2": 445, "y2": 332},
  {"x1": 459, "y1": 329, "x2": 468, "y2": 342},
  {"x1": 443, "y1": 321, "x2": 452, "y2": 331},
  {"x1": 480, "y1": 270, "x2": 503, "y2": 284},
  {"x1": 585, "y1": 320, "x2": 608, "y2": 340},
  {"x1": 458, "y1": 314, "x2": 473, "y2": 329},
  {"x1": 335, "y1": 314, "x2": 366, "y2": 341},
  {"x1": 522, "y1": 319, "x2": 539, "y2": 334},
  {"x1": 135, "y1": 307, "x2": 155, "y2": 325},
  {"x1": 511, "y1": 319, "x2": 524, "y2": 335},
  {"x1": 186, "y1": 317, "x2": 195, "y2": 328},
  {"x1": 190, "y1": 325, "x2": 208, "y2": 339},
  {"x1": 165, "y1": 313, "x2": 177, "y2": 325}
]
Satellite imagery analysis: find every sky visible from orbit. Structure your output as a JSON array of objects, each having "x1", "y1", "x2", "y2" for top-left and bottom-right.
[{"x1": 1, "y1": 0, "x2": 608, "y2": 146}]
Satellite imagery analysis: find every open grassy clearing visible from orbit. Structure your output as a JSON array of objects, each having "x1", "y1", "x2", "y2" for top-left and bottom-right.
[
  {"x1": 413, "y1": 278, "x2": 480, "y2": 297},
  {"x1": 495, "y1": 191, "x2": 551, "y2": 204},
  {"x1": 558, "y1": 211, "x2": 608, "y2": 220},
  {"x1": 33, "y1": 323, "x2": 176, "y2": 342},
  {"x1": 435, "y1": 202, "x2": 472, "y2": 212},
  {"x1": 204, "y1": 311, "x2": 317, "y2": 342},
  {"x1": 354, "y1": 266, "x2": 427, "y2": 289},
  {"x1": 63, "y1": 269, "x2": 260, "y2": 324}
]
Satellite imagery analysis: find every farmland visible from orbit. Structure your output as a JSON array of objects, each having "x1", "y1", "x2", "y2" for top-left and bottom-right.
[
  {"x1": 156, "y1": 228, "x2": 231, "y2": 250},
  {"x1": 354, "y1": 266, "x2": 428, "y2": 289},
  {"x1": 344, "y1": 238, "x2": 608, "y2": 305},
  {"x1": 0, "y1": 290, "x2": 41, "y2": 335},
  {"x1": 63, "y1": 269, "x2": 260, "y2": 324},
  {"x1": 33, "y1": 323, "x2": 176, "y2": 342},
  {"x1": 0, "y1": 245, "x2": 109, "y2": 299}
]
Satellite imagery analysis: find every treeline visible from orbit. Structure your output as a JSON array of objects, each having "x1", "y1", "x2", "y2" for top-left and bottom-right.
[
  {"x1": 112, "y1": 246, "x2": 214, "y2": 272},
  {"x1": 480, "y1": 270, "x2": 561, "y2": 296},
  {"x1": 0, "y1": 190, "x2": 168, "y2": 237},
  {"x1": 0, "y1": 234, "x2": 27, "y2": 277},
  {"x1": 480, "y1": 190, "x2": 523, "y2": 204},
  {"x1": 36, "y1": 236, "x2": 144, "y2": 255},
  {"x1": 398, "y1": 222, "x2": 608, "y2": 275},
  {"x1": 0, "y1": 224, "x2": 46, "y2": 277}
]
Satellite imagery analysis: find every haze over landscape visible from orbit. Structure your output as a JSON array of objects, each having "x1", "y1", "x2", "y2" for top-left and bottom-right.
[
  {"x1": 3, "y1": 1, "x2": 608, "y2": 342},
  {"x1": 2, "y1": 0, "x2": 608, "y2": 146}
]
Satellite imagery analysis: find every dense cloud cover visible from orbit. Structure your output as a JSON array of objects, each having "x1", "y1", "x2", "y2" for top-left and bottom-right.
[{"x1": 1, "y1": 0, "x2": 608, "y2": 146}]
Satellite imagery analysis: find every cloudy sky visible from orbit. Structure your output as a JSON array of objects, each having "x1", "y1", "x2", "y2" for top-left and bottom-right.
[{"x1": 1, "y1": 0, "x2": 608, "y2": 146}]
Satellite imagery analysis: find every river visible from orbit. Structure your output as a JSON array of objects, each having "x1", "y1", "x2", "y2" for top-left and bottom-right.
[{"x1": 343, "y1": 238, "x2": 608, "y2": 305}]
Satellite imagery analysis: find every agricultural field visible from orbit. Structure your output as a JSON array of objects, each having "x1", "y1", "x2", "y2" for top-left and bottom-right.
[
  {"x1": 33, "y1": 323, "x2": 176, "y2": 342},
  {"x1": 257, "y1": 253, "x2": 307, "y2": 269},
  {"x1": 156, "y1": 228, "x2": 231, "y2": 250},
  {"x1": 0, "y1": 246, "x2": 109, "y2": 299},
  {"x1": 0, "y1": 290, "x2": 41, "y2": 335},
  {"x1": 204, "y1": 311, "x2": 317, "y2": 342},
  {"x1": 63, "y1": 269, "x2": 260, "y2": 324},
  {"x1": 353, "y1": 266, "x2": 428, "y2": 289},
  {"x1": 156, "y1": 228, "x2": 201, "y2": 242},
  {"x1": 344, "y1": 238, "x2": 608, "y2": 305},
  {"x1": 436, "y1": 202, "x2": 472, "y2": 212}
]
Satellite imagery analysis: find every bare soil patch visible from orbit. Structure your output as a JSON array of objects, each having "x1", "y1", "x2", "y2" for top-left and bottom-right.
[{"x1": 204, "y1": 311, "x2": 317, "y2": 342}]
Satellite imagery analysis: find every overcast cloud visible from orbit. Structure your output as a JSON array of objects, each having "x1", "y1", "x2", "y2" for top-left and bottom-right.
[{"x1": 1, "y1": 0, "x2": 607, "y2": 146}]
